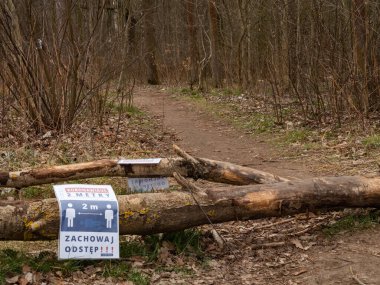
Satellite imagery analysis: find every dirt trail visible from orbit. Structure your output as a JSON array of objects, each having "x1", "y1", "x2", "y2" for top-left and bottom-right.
[
  {"x1": 135, "y1": 87, "x2": 380, "y2": 285},
  {"x1": 134, "y1": 87, "x2": 311, "y2": 179}
]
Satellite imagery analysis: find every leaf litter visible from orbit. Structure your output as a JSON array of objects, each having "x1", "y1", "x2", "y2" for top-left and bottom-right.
[{"x1": 1, "y1": 88, "x2": 380, "y2": 284}]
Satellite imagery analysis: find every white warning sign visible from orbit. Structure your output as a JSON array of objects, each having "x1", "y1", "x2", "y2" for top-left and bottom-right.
[
  {"x1": 118, "y1": 158, "x2": 161, "y2": 165},
  {"x1": 128, "y1": 177, "x2": 169, "y2": 192},
  {"x1": 53, "y1": 184, "x2": 119, "y2": 259}
]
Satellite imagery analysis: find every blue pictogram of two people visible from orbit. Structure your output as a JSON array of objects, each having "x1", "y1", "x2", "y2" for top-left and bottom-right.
[{"x1": 61, "y1": 201, "x2": 117, "y2": 232}]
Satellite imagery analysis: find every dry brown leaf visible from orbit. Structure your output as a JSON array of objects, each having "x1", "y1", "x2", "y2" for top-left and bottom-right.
[
  {"x1": 151, "y1": 273, "x2": 161, "y2": 283},
  {"x1": 175, "y1": 257, "x2": 185, "y2": 266},
  {"x1": 21, "y1": 264, "x2": 31, "y2": 273},
  {"x1": 158, "y1": 246, "x2": 172, "y2": 264},
  {"x1": 161, "y1": 240, "x2": 175, "y2": 251},
  {"x1": 24, "y1": 272, "x2": 33, "y2": 283},
  {"x1": 290, "y1": 238, "x2": 305, "y2": 250},
  {"x1": 132, "y1": 261, "x2": 144, "y2": 268},
  {"x1": 5, "y1": 275, "x2": 19, "y2": 284},
  {"x1": 18, "y1": 276, "x2": 28, "y2": 285},
  {"x1": 129, "y1": 255, "x2": 145, "y2": 262},
  {"x1": 303, "y1": 242, "x2": 316, "y2": 250}
]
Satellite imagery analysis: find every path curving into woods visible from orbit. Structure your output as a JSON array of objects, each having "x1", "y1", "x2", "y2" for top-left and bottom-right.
[
  {"x1": 134, "y1": 86, "x2": 312, "y2": 180},
  {"x1": 134, "y1": 86, "x2": 380, "y2": 285}
]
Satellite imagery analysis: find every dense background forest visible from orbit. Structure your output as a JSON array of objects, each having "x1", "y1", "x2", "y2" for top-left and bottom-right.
[
  {"x1": 1, "y1": 0, "x2": 379, "y2": 133},
  {"x1": 1, "y1": 2, "x2": 380, "y2": 284}
]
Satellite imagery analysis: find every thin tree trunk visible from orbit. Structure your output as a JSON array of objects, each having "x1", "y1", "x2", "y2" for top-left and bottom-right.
[
  {"x1": 186, "y1": 0, "x2": 199, "y2": 89},
  {"x1": 1, "y1": 175, "x2": 380, "y2": 240},
  {"x1": 208, "y1": 0, "x2": 222, "y2": 88},
  {"x1": 142, "y1": 0, "x2": 159, "y2": 85},
  {"x1": 352, "y1": 0, "x2": 369, "y2": 113}
]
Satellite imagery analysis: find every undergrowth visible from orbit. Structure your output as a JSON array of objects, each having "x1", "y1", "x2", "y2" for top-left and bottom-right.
[
  {"x1": 0, "y1": 229, "x2": 203, "y2": 284},
  {"x1": 362, "y1": 134, "x2": 380, "y2": 149},
  {"x1": 323, "y1": 210, "x2": 380, "y2": 237}
]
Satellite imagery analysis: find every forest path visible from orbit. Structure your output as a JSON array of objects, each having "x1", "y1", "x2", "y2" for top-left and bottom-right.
[
  {"x1": 135, "y1": 86, "x2": 380, "y2": 285},
  {"x1": 134, "y1": 86, "x2": 312, "y2": 179}
]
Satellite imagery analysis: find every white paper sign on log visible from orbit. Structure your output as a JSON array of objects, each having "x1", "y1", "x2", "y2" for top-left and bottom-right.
[
  {"x1": 118, "y1": 158, "x2": 161, "y2": 165},
  {"x1": 128, "y1": 177, "x2": 169, "y2": 192},
  {"x1": 53, "y1": 184, "x2": 119, "y2": 260}
]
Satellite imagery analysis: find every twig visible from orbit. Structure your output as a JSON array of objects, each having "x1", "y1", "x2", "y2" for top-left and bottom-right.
[
  {"x1": 253, "y1": 218, "x2": 295, "y2": 230},
  {"x1": 173, "y1": 144, "x2": 199, "y2": 165},
  {"x1": 350, "y1": 266, "x2": 367, "y2": 285},
  {"x1": 211, "y1": 229, "x2": 224, "y2": 248},
  {"x1": 288, "y1": 221, "x2": 326, "y2": 236},
  {"x1": 250, "y1": 241, "x2": 287, "y2": 250},
  {"x1": 173, "y1": 144, "x2": 206, "y2": 180}
]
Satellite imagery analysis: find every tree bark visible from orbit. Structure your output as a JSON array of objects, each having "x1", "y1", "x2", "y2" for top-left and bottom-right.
[
  {"x1": 1, "y1": 175, "x2": 380, "y2": 240},
  {"x1": 142, "y1": 0, "x2": 159, "y2": 85},
  {"x1": 186, "y1": 0, "x2": 199, "y2": 89},
  {"x1": 0, "y1": 157, "x2": 288, "y2": 189},
  {"x1": 352, "y1": 0, "x2": 369, "y2": 113},
  {"x1": 208, "y1": 0, "x2": 222, "y2": 88}
]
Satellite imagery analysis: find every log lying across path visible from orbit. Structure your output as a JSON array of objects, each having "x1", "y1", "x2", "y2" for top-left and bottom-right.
[
  {"x1": 0, "y1": 147, "x2": 288, "y2": 189},
  {"x1": 1, "y1": 175, "x2": 380, "y2": 240}
]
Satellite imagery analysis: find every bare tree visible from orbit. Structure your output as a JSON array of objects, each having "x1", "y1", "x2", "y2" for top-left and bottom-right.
[
  {"x1": 142, "y1": 0, "x2": 159, "y2": 85},
  {"x1": 208, "y1": 0, "x2": 222, "y2": 88},
  {"x1": 1, "y1": 0, "x2": 380, "y2": 131},
  {"x1": 186, "y1": 0, "x2": 200, "y2": 89},
  {"x1": 0, "y1": 0, "x2": 126, "y2": 132}
]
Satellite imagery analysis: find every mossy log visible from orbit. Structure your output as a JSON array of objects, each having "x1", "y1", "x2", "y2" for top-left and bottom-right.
[
  {"x1": 0, "y1": 157, "x2": 288, "y2": 189},
  {"x1": 1, "y1": 175, "x2": 380, "y2": 240}
]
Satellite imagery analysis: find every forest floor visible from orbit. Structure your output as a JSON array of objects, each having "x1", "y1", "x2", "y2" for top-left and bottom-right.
[
  {"x1": 134, "y1": 86, "x2": 380, "y2": 285},
  {"x1": 1, "y1": 86, "x2": 380, "y2": 284}
]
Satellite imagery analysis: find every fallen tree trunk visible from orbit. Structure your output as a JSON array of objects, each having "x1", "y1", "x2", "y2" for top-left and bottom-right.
[
  {"x1": 1, "y1": 175, "x2": 379, "y2": 240},
  {"x1": 0, "y1": 157, "x2": 288, "y2": 189}
]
